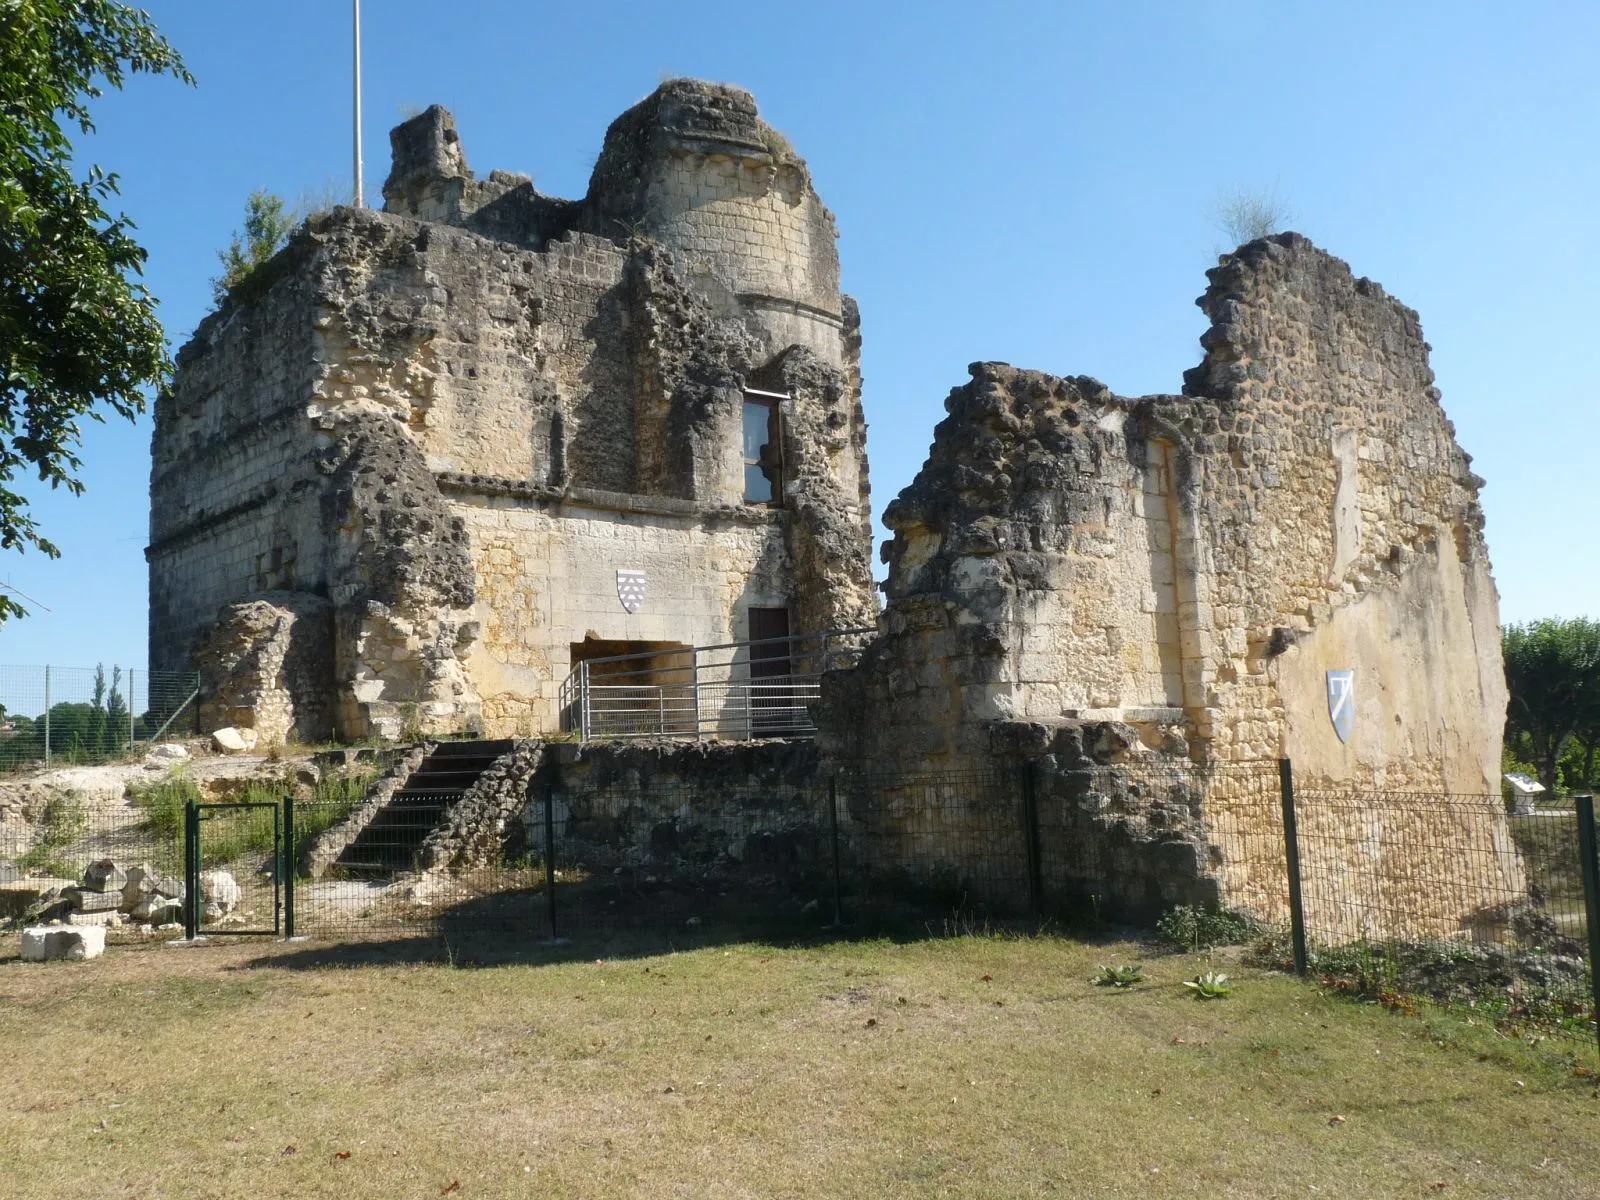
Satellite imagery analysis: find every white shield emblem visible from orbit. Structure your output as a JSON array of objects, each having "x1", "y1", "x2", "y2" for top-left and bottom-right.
[
  {"x1": 616, "y1": 569, "x2": 646, "y2": 614},
  {"x1": 1326, "y1": 669, "x2": 1355, "y2": 744}
]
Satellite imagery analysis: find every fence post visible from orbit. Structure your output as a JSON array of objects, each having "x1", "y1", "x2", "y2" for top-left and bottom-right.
[
  {"x1": 544, "y1": 772, "x2": 560, "y2": 943},
  {"x1": 1573, "y1": 795, "x2": 1600, "y2": 1066},
  {"x1": 828, "y1": 774, "x2": 844, "y2": 927},
  {"x1": 128, "y1": 669, "x2": 136, "y2": 748},
  {"x1": 282, "y1": 794, "x2": 296, "y2": 939},
  {"x1": 42, "y1": 665, "x2": 51, "y2": 765},
  {"x1": 1021, "y1": 760, "x2": 1043, "y2": 921},
  {"x1": 1278, "y1": 758, "x2": 1309, "y2": 977},
  {"x1": 579, "y1": 661, "x2": 590, "y2": 742},
  {"x1": 183, "y1": 797, "x2": 199, "y2": 940}
]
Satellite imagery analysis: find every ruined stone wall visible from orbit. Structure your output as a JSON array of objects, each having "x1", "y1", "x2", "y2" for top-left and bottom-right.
[
  {"x1": 816, "y1": 234, "x2": 1519, "y2": 931},
  {"x1": 542, "y1": 740, "x2": 826, "y2": 874},
  {"x1": 152, "y1": 80, "x2": 876, "y2": 741},
  {"x1": 149, "y1": 256, "x2": 327, "y2": 675},
  {"x1": 194, "y1": 592, "x2": 335, "y2": 745},
  {"x1": 1178, "y1": 234, "x2": 1506, "y2": 794},
  {"x1": 446, "y1": 485, "x2": 793, "y2": 736},
  {"x1": 582, "y1": 81, "x2": 844, "y2": 369}
]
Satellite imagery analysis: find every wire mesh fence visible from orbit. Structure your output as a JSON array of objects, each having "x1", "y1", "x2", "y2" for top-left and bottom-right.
[
  {"x1": 0, "y1": 794, "x2": 187, "y2": 934},
  {"x1": 5, "y1": 747, "x2": 1599, "y2": 1047},
  {"x1": 0, "y1": 665, "x2": 200, "y2": 771},
  {"x1": 279, "y1": 763, "x2": 1043, "y2": 942},
  {"x1": 1286, "y1": 788, "x2": 1594, "y2": 1039}
]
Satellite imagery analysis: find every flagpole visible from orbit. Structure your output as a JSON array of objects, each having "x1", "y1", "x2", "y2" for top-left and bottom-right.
[{"x1": 353, "y1": 0, "x2": 364, "y2": 208}]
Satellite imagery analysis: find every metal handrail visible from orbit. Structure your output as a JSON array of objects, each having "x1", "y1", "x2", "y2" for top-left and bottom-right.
[{"x1": 559, "y1": 627, "x2": 874, "y2": 742}]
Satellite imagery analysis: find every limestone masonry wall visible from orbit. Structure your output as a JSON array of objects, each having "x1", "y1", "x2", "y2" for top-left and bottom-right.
[
  {"x1": 816, "y1": 232, "x2": 1519, "y2": 933},
  {"x1": 152, "y1": 80, "x2": 876, "y2": 741},
  {"x1": 152, "y1": 79, "x2": 1519, "y2": 940}
]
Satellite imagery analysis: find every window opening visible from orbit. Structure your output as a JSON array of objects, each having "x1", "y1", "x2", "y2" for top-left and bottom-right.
[{"x1": 742, "y1": 391, "x2": 786, "y2": 504}]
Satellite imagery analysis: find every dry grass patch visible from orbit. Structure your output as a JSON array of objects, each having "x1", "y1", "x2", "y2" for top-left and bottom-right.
[{"x1": 0, "y1": 934, "x2": 1597, "y2": 1198}]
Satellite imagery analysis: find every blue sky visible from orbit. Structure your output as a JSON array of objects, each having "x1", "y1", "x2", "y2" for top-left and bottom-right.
[{"x1": 3, "y1": 0, "x2": 1596, "y2": 674}]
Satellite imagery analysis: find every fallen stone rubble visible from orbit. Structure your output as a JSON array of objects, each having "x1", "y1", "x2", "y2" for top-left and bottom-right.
[
  {"x1": 14, "y1": 857, "x2": 247, "y2": 925},
  {"x1": 17, "y1": 857, "x2": 187, "y2": 931},
  {"x1": 11, "y1": 858, "x2": 254, "y2": 959}
]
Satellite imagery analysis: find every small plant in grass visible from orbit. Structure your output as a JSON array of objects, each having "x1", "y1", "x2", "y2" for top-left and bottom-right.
[
  {"x1": 1093, "y1": 964, "x2": 1143, "y2": 989},
  {"x1": 1184, "y1": 971, "x2": 1234, "y2": 1000},
  {"x1": 1156, "y1": 904, "x2": 1261, "y2": 951}
]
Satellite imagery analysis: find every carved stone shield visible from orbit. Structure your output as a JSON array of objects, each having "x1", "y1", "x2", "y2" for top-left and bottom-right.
[
  {"x1": 1326, "y1": 669, "x2": 1355, "y2": 744},
  {"x1": 616, "y1": 569, "x2": 646, "y2": 614}
]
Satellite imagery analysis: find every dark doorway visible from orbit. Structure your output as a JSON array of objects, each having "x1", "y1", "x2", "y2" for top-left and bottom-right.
[
  {"x1": 748, "y1": 607, "x2": 792, "y2": 676},
  {"x1": 747, "y1": 607, "x2": 793, "y2": 734},
  {"x1": 569, "y1": 637, "x2": 694, "y2": 736}
]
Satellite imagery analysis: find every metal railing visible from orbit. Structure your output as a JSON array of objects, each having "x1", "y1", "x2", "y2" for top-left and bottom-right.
[{"x1": 558, "y1": 628, "x2": 874, "y2": 741}]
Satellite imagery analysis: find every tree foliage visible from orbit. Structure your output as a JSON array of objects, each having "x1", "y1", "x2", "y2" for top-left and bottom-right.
[
  {"x1": 0, "y1": 0, "x2": 192, "y2": 619},
  {"x1": 211, "y1": 188, "x2": 293, "y2": 306},
  {"x1": 1503, "y1": 618, "x2": 1600, "y2": 794}
]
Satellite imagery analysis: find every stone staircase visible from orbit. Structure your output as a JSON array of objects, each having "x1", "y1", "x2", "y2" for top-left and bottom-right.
[{"x1": 334, "y1": 739, "x2": 516, "y2": 877}]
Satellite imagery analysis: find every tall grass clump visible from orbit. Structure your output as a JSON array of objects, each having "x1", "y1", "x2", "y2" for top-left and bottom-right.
[
  {"x1": 15, "y1": 792, "x2": 88, "y2": 877},
  {"x1": 129, "y1": 775, "x2": 201, "y2": 871},
  {"x1": 292, "y1": 769, "x2": 377, "y2": 875}
]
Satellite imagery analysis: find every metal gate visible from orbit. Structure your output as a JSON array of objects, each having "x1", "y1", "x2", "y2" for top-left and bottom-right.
[{"x1": 182, "y1": 800, "x2": 283, "y2": 937}]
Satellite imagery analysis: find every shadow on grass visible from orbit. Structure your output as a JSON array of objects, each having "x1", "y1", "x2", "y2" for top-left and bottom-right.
[{"x1": 238, "y1": 873, "x2": 1138, "y2": 972}]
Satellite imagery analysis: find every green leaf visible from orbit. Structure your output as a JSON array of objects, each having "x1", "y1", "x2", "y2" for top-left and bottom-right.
[{"x1": 0, "y1": 0, "x2": 192, "y2": 615}]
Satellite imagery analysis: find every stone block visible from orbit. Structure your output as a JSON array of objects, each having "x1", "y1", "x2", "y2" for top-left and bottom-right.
[
  {"x1": 144, "y1": 743, "x2": 191, "y2": 768},
  {"x1": 82, "y1": 859, "x2": 126, "y2": 893},
  {"x1": 63, "y1": 887, "x2": 122, "y2": 914},
  {"x1": 211, "y1": 726, "x2": 259, "y2": 754},
  {"x1": 132, "y1": 895, "x2": 183, "y2": 923},
  {"x1": 200, "y1": 870, "x2": 241, "y2": 916},
  {"x1": 20, "y1": 925, "x2": 106, "y2": 961},
  {"x1": 120, "y1": 863, "x2": 157, "y2": 910}
]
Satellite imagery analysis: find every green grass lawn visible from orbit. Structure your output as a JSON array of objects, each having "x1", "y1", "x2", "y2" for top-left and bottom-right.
[{"x1": 1, "y1": 932, "x2": 1597, "y2": 1198}]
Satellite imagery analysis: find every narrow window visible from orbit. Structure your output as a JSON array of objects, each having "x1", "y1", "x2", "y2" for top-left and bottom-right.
[{"x1": 742, "y1": 395, "x2": 782, "y2": 504}]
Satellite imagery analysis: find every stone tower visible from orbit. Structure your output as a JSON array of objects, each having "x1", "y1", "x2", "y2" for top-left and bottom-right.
[{"x1": 150, "y1": 80, "x2": 877, "y2": 743}]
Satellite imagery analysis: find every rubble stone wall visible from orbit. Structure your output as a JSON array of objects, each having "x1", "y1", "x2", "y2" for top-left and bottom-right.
[
  {"x1": 543, "y1": 740, "x2": 825, "y2": 874},
  {"x1": 816, "y1": 233, "x2": 1520, "y2": 932},
  {"x1": 152, "y1": 80, "x2": 876, "y2": 741}
]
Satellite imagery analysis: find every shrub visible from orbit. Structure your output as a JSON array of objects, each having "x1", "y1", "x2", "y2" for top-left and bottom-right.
[
  {"x1": 129, "y1": 774, "x2": 201, "y2": 841},
  {"x1": 1156, "y1": 904, "x2": 1261, "y2": 951}
]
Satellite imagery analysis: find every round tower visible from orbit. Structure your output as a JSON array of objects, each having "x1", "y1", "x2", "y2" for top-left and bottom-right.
[{"x1": 584, "y1": 80, "x2": 846, "y2": 369}]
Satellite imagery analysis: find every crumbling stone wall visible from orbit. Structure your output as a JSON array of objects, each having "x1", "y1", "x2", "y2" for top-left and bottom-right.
[
  {"x1": 194, "y1": 591, "x2": 334, "y2": 745},
  {"x1": 817, "y1": 233, "x2": 1519, "y2": 930},
  {"x1": 542, "y1": 739, "x2": 825, "y2": 875},
  {"x1": 151, "y1": 80, "x2": 876, "y2": 740}
]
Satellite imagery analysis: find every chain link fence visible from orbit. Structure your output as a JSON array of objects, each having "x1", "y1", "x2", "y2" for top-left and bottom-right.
[{"x1": 0, "y1": 665, "x2": 200, "y2": 772}]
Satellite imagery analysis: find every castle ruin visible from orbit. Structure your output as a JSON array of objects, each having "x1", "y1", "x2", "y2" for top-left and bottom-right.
[
  {"x1": 150, "y1": 80, "x2": 1516, "y2": 927},
  {"x1": 151, "y1": 81, "x2": 875, "y2": 742}
]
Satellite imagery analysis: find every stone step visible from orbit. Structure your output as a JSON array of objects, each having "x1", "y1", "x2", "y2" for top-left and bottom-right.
[{"x1": 331, "y1": 740, "x2": 517, "y2": 878}]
